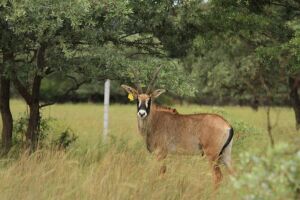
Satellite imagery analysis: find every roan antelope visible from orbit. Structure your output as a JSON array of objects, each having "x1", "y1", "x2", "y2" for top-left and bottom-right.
[{"x1": 121, "y1": 70, "x2": 234, "y2": 188}]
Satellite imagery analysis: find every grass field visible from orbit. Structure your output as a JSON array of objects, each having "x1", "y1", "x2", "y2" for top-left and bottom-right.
[{"x1": 0, "y1": 100, "x2": 299, "y2": 200}]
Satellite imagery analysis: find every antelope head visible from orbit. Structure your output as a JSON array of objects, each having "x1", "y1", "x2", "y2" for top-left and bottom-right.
[{"x1": 121, "y1": 66, "x2": 165, "y2": 119}]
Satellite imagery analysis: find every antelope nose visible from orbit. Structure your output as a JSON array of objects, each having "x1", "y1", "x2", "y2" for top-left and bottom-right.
[{"x1": 138, "y1": 110, "x2": 147, "y2": 118}]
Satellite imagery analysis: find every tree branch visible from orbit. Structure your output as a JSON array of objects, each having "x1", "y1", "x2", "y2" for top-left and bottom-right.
[
  {"x1": 28, "y1": 50, "x2": 37, "y2": 64},
  {"x1": 270, "y1": 1, "x2": 300, "y2": 12},
  {"x1": 39, "y1": 76, "x2": 90, "y2": 108},
  {"x1": 118, "y1": 32, "x2": 140, "y2": 40},
  {"x1": 12, "y1": 75, "x2": 32, "y2": 105},
  {"x1": 126, "y1": 51, "x2": 167, "y2": 59}
]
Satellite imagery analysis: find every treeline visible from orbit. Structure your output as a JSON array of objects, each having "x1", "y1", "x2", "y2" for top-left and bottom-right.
[
  {"x1": 1, "y1": 0, "x2": 300, "y2": 153},
  {"x1": 15, "y1": 79, "x2": 290, "y2": 106}
]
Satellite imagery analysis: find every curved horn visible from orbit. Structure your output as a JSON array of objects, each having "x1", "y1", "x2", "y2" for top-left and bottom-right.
[{"x1": 146, "y1": 66, "x2": 163, "y2": 94}]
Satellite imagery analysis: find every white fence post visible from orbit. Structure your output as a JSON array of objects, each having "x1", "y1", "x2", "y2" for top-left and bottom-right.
[{"x1": 103, "y1": 79, "x2": 110, "y2": 141}]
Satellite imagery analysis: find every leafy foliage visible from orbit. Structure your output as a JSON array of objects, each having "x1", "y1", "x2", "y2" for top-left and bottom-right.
[
  {"x1": 13, "y1": 112, "x2": 54, "y2": 145},
  {"x1": 1, "y1": 0, "x2": 196, "y2": 97},
  {"x1": 53, "y1": 129, "x2": 78, "y2": 150},
  {"x1": 178, "y1": 0, "x2": 300, "y2": 105},
  {"x1": 232, "y1": 143, "x2": 300, "y2": 200},
  {"x1": 1, "y1": 0, "x2": 197, "y2": 148}
]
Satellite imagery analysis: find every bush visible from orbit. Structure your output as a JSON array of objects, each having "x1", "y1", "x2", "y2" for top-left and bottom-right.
[
  {"x1": 211, "y1": 108, "x2": 263, "y2": 153},
  {"x1": 53, "y1": 129, "x2": 78, "y2": 150},
  {"x1": 12, "y1": 113, "x2": 79, "y2": 151},
  {"x1": 231, "y1": 143, "x2": 300, "y2": 200},
  {"x1": 13, "y1": 112, "x2": 54, "y2": 146}
]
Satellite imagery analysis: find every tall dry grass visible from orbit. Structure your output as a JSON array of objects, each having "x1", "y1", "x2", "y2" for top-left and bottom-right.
[{"x1": 0, "y1": 100, "x2": 298, "y2": 200}]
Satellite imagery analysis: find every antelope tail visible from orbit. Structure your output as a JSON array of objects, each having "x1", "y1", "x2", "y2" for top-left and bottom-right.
[{"x1": 219, "y1": 127, "x2": 234, "y2": 156}]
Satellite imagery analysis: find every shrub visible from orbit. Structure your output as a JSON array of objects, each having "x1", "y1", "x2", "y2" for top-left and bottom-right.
[
  {"x1": 53, "y1": 129, "x2": 78, "y2": 150},
  {"x1": 211, "y1": 108, "x2": 263, "y2": 153},
  {"x1": 231, "y1": 143, "x2": 300, "y2": 200},
  {"x1": 13, "y1": 112, "x2": 54, "y2": 146}
]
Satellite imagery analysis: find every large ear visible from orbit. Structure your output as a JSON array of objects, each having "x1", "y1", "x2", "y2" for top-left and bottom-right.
[
  {"x1": 151, "y1": 89, "x2": 166, "y2": 98},
  {"x1": 121, "y1": 84, "x2": 139, "y2": 98}
]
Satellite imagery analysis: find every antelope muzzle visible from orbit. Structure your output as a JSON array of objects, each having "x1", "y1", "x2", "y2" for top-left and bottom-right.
[{"x1": 137, "y1": 98, "x2": 151, "y2": 119}]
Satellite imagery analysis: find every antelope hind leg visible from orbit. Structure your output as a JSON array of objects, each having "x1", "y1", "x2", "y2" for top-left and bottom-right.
[
  {"x1": 204, "y1": 149, "x2": 223, "y2": 189},
  {"x1": 212, "y1": 163, "x2": 223, "y2": 190}
]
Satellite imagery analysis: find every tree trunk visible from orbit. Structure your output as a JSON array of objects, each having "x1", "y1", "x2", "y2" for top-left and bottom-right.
[
  {"x1": 289, "y1": 77, "x2": 300, "y2": 130},
  {"x1": 0, "y1": 52, "x2": 13, "y2": 153},
  {"x1": 0, "y1": 74, "x2": 13, "y2": 152},
  {"x1": 26, "y1": 74, "x2": 42, "y2": 150},
  {"x1": 266, "y1": 106, "x2": 274, "y2": 147},
  {"x1": 25, "y1": 44, "x2": 45, "y2": 150},
  {"x1": 26, "y1": 102, "x2": 40, "y2": 149}
]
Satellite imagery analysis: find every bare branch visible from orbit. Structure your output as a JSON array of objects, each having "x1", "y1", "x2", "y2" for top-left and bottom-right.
[{"x1": 40, "y1": 76, "x2": 90, "y2": 108}]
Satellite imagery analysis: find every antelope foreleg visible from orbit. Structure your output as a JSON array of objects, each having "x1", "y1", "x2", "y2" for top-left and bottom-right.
[{"x1": 155, "y1": 149, "x2": 168, "y2": 176}]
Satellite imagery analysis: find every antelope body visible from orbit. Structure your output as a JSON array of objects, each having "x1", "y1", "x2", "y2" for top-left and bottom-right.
[
  {"x1": 142, "y1": 106, "x2": 232, "y2": 156},
  {"x1": 122, "y1": 83, "x2": 234, "y2": 187}
]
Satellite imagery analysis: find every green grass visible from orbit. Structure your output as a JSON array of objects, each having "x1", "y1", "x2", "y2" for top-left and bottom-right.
[{"x1": 0, "y1": 100, "x2": 299, "y2": 200}]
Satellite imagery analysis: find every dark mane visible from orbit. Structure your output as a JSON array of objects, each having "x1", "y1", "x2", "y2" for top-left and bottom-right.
[{"x1": 154, "y1": 105, "x2": 178, "y2": 114}]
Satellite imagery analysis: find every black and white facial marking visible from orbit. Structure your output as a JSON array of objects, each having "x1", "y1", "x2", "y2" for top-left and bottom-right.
[{"x1": 137, "y1": 95, "x2": 152, "y2": 119}]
